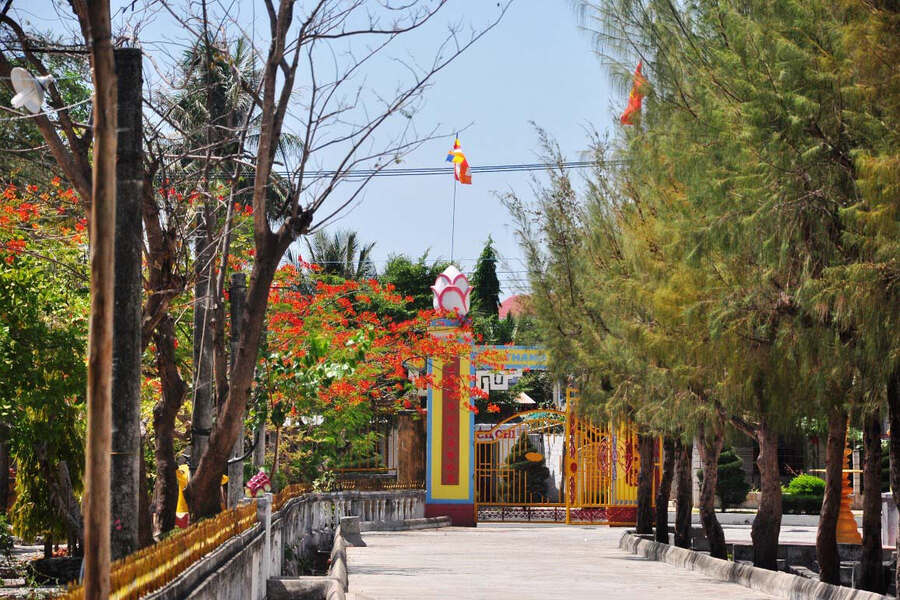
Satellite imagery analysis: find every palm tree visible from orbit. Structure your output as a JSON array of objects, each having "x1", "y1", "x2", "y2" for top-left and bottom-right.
[{"x1": 303, "y1": 230, "x2": 376, "y2": 280}]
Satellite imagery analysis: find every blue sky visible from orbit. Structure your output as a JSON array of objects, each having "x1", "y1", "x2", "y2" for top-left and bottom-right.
[
  {"x1": 23, "y1": 1, "x2": 618, "y2": 299},
  {"x1": 330, "y1": 2, "x2": 617, "y2": 297}
]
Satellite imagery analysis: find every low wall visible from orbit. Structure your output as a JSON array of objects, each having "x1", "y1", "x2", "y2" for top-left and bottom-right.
[
  {"x1": 620, "y1": 532, "x2": 886, "y2": 600},
  {"x1": 148, "y1": 489, "x2": 425, "y2": 600}
]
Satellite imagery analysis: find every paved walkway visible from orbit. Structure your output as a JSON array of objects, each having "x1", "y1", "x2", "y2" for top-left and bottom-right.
[{"x1": 347, "y1": 524, "x2": 777, "y2": 600}]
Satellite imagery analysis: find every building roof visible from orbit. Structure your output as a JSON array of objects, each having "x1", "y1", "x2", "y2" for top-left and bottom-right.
[{"x1": 499, "y1": 294, "x2": 531, "y2": 319}]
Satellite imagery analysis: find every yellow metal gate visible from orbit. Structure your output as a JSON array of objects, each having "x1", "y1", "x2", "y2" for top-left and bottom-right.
[{"x1": 474, "y1": 407, "x2": 653, "y2": 525}]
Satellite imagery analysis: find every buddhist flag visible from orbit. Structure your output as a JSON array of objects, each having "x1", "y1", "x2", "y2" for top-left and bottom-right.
[
  {"x1": 445, "y1": 138, "x2": 472, "y2": 185},
  {"x1": 620, "y1": 61, "x2": 647, "y2": 125}
]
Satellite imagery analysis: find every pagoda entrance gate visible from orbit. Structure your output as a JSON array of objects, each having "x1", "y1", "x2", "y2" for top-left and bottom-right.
[{"x1": 474, "y1": 404, "x2": 651, "y2": 525}]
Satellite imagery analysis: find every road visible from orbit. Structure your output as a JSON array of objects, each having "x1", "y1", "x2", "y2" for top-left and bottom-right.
[{"x1": 346, "y1": 524, "x2": 777, "y2": 600}]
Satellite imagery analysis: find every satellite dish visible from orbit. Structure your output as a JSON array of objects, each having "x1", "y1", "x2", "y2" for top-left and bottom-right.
[{"x1": 10, "y1": 67, "x2": 54, "y2": 114}]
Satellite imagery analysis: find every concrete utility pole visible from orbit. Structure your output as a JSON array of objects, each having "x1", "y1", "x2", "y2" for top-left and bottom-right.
[
  {"x1": 83, "y1": 1, "x2": 117, "y2": 597},
  {"x1": 190, "y1": 207, "x2": 215, "y2": 474},
  {"x1": 226, "y1": 273, "x2": 246, "y2": 507},
  {"x1": 110, "y1": 47, "x2": 143, "y2": 561}
]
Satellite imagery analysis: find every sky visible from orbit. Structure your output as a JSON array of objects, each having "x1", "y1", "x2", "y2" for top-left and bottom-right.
[{"x1": 20, "y1": 1, "x2": 619, "y2": 300}]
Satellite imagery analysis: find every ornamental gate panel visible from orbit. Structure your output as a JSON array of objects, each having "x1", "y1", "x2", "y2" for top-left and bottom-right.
[{"x1": 474, "y1": 408, "x2": 652, "y2": 525}]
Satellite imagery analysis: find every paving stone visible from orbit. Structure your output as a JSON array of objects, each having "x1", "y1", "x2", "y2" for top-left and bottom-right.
[{"x1": 347, "y1": 524, "x2": 777, "y2": 600}]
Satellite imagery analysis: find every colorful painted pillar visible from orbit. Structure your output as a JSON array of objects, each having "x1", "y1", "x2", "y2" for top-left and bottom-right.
[{"x1": 425, "y1": 267, "x2": 476, "y2": 525}]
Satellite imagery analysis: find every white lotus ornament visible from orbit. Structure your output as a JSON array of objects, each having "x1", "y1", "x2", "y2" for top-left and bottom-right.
[{"x1": 431, "y1": 265, "x2": 471, "y2": 316}]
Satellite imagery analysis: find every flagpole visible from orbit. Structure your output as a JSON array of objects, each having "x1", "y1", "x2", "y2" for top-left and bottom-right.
[
  {"x1": 450, "y1": 177, "x2": 457, "y2": 264},
  {"x1": 450, "y1": 131, "x2": 458, "y2": 264}
]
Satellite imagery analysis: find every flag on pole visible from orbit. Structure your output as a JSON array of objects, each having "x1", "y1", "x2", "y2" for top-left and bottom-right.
[
  {"x1": 445, "y1": 138, "x2": 472, "y2": 184},
  {"x1": 620, "y1": 61, "x2": 647, "y2": 125}
]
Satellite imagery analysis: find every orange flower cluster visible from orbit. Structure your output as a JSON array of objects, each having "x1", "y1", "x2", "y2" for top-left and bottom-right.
[{"x1": 265, "y1": 266, "x2": 486, "y2": 417}]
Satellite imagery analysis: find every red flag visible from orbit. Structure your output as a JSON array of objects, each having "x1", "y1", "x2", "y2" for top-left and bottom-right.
[{"x1": 620, "y1": 61, "x2": 647, "y2": 125}]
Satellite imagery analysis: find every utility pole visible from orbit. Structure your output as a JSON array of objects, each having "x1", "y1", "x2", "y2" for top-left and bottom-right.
[
  {"x1": 110, "y1": 47, "x2": 143, "y2": 560},
  {"x1": 226, "y1": 273, "x2": 246, "y2": 507},
  {"x1": 83, "y1": 1, "x2": 117, "y2": 598}
]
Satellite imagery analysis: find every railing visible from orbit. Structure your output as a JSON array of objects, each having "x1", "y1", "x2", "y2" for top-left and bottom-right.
[
  {"x1": 55, "y1": 481, "x2": 427, "y2": 599},
  {"x1": 57, "y1": 502, "x2": 258, "y2": 600},
  {"x1": 274, "y1": 479, "x2": 424, "y2": 511}
]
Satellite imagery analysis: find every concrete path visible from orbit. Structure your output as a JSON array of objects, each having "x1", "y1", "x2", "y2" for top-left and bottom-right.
[{"x1": 347, "y1": 524, "x2": 777, "y2": 600}]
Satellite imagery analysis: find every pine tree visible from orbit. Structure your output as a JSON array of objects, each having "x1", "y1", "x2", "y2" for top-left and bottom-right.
[
  {"x1": 469, "y1": 237, "x2": 501, "y2": 317},
  {"x1": 716, "y1": 447, "x2": 750, "y2": 511}
]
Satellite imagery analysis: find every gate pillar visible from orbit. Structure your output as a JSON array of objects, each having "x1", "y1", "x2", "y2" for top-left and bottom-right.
[
  {"x1": 425, "y1": 266, "x2": 476, "y2": 526},
  {"x1": 425, "y1": 350, "x2": 475, "y2": 526}
]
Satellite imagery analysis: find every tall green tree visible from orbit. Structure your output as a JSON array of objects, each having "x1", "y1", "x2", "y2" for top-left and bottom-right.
[{"x1": 469, "y1": 237, "x2": 501, "y2": 316}]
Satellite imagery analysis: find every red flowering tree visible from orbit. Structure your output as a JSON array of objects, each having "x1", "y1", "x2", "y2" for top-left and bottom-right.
[{"x1": 261, "y1": 265, "x2": 491, "y2": 484}]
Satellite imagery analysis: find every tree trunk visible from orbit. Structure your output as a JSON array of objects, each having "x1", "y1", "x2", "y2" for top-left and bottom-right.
[
  {"x1": 816, "y1": 407, "x2": 847, "y2": 584},
  {"x1": 858, "y1": 410, "x2": 884, "y2": 593},
  {"x1": 152, "y1": 314, "x2": 185, "y2": 534},
  {"x1": 272, "y1": 426, "x2": 282, "y2": 489},
  {"x1": 138, "y1": 435, "x2": 153, "y2": 548},
  {"x1": 253, "y1": 425, "x2": 266, "y2": 470},
  {"x1": 51, "y1": 460, "x2": 84, "y2": 554},
  {"x1": 751, "y1": 418, "x2": 782, "y2": 570},
  {"x1": 110, "y1": 47, "x2": 143, "y2": 561},
  {"x1": 655, "y1": 436, "x2": 675, "y2": 544},
  {"x1": 397, "y1": 412, "x2": 426, "y2": 483},
  {"x1": 674, "y1": 438, "x2": 693, "y2": 549},
  {"x1": 697, "y1": 422, "x2": 727, "y2": 559},
  {"x1": 226, "y1": 273, "x2": 247, "y2": 508},
  {"x1": 889, "y1": 369, "x2": 900, "y2": 595},
  {"x1": 636, "y1": 433, "x2": 655, "y2": 534},
  {"x1": 190, "y1": 205, "x2": 216, "y2": 475},
  {"x1": 186, "y1": 246, "x2": 286, "y2": 518}
]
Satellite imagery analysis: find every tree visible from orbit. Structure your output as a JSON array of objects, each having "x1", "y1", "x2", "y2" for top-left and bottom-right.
[
  {"x1": 500, "y1": 432, "x2": 550, "y2": 503},
  {"x1": 470, "y1": 237, "x2": 501, "y2": 317},
  {"x1": 708, "y1": 446, "x2": 750, "y2": 511},
  {"x1": 0, "y1": 255, "x2": 87, "y2": 553},
  {"x1": 174, "y1": 1, "x2": 510, "y2": 518},
  {"x1": 265, "y1": 265, "x2": 482, "y2": 483},
  {"x1": 379, "y1": 252, "x2": 449, "y2": 315},
  {"x1": 303, "y1": 230, "x2": 376, "y2": 280}
]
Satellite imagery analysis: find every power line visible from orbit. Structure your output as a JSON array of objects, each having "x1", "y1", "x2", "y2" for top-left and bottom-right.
[{"x1": 270, "y1": 159, "x2": 619, "y2": 181}]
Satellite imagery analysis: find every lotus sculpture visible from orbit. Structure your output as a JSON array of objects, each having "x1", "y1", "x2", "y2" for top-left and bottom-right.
[
  {"x1": 245, "y1": 470, "x2": 272, "y2": 497},
  {"x1": 431, "y1": 265, "x2": 471, "y2": 316}
]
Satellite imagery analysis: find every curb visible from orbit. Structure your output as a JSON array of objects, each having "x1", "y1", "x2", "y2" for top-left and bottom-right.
[{"x1": 619, "y1": 532, "x2": 885, "y2": 600}]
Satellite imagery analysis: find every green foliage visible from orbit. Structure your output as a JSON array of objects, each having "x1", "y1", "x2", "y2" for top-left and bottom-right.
[
  {"x1": 780, "y1": 475, "x2": 825, "y2": 515},
  {"x1": 0, "y1": 514, "x2": 13, "y2": 561},
  {"x1": 784, "y1": 474, "x2": 826, "y2": 497},
  {"x1": 782, "y1": 494, "x2": 824, "y2": 515},
  {"x1": 0, "y1": 257, "x2": 86, "y2": 541},
  {"x1": 469, "y1": 237, "x2": 501, "y2": 317},
  {"x1": 304, "y1": 230, "x2": 376, "y2": 280},
  {"x1": 716, "y1": 448, "x2": 751, "y2": 510},
  {"x1": 500, "y1": 432, "x2": 550, "y2": 502},
  {"x1": 378, "y1": 252, "x2": 449, "y2": 319}
]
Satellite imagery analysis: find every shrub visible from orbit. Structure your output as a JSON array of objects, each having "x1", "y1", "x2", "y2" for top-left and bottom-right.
[
  {"x1": 0, "y1": 514, "x2": 12, "y2": 560},
  {"x1": 782, "y1": 494, "x2": 823, "y2": 515},
  {"x1": 717, "y1": 447, "x2": 751, "y2": 510},
  {"x1": 500, "y1": 432, "x2": 549, "y2": 503},
  {"x1": 785, "y1": 474, "x2": 826, "y2": 496},
  {"x1": 696, "y1": 446, "x2": 751, "y2": 510},
  {"x1": 781, "y1": 474, "x2": 825, "y2": 515}
]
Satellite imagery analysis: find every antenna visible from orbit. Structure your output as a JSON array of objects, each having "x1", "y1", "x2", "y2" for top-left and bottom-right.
[{"x1": 10, "y1": 67, "x2": 54, "y2": 114}]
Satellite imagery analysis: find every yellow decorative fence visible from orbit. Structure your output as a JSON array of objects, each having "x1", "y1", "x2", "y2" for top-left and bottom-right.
[
  {"x1": 57, "y1": 501, "x2": 257, "y2": 600},
  {"x1": 475, "y1": 400, "x2": 658, "y2": 525}
]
